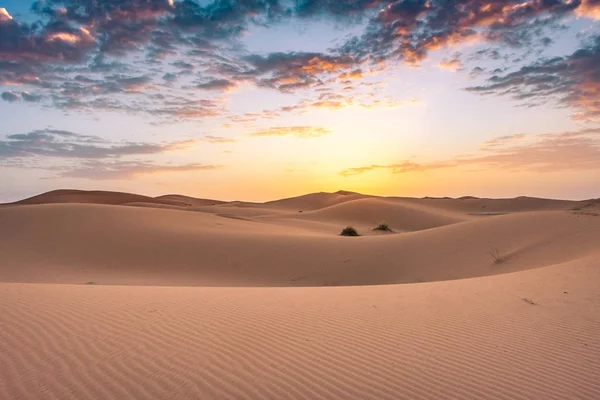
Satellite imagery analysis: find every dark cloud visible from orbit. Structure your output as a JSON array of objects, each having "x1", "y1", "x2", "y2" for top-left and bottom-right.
[
  {"x1": 170, "y1": 0, "x2": 283, "y2": 35},
  {"x1": 0, "y1": 128, "x2": 198, "y2": 159},
  {"x1": 340, "y1": 128, "x2": 600, "y2": 176},
  {"x1": 1, "y1": 90, "x2": 19, "y2": 102},
  {"x1": 1, "y1": 0, "x2": 595, "y2": 70},
  {"x1": 294, "y1": 0, "x2": 392, "y2": 19},
  {"x1": 163, "y1": 72, "x2": 178, "y2": 81},
  {"x1": 195, "y1": 78, "x2": 236, "y2": 91},
  {"x1": 0, "y1": 13, "x2": 96, "y2": 63},
  {"x1": 0, "y1": 89, "x2": 43, "y2": 102},
  {"x1": 337, "y1": 0, "x2": 586, "y2": 66},
  {"x1": 466, "y1": 34, "x2": 600, "y2": 121},
  {"x1": 469, "y1": 66, "x2": 485, "y2": 77},
  {"x1": 468, "y1": 48, "x2": 504, "y2": 61},
  {"x1": 171, "y1": 60, "x2": 194, "y2": 69},
  {"x1": 243, "y1": 51, "x2": 357, "y2": 91},
  {"x1": 21, "y1": 91, "x2": 43, "y2": 102}
]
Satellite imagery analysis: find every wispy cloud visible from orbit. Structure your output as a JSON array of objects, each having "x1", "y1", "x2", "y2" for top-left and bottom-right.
[
  {"x1": 203, "y1": 135, "x2": 236, "y2": 144},
  {"x1": 195, "y1": 78, "x2": 236, "y2": 91},
  {"x1": 438, "y1": 53, "x2": 463, "y2": 72},
  {"x1": 0, "y1": 128, "x2": 197, "y2": 159},
  {"x1": 250, "y1": 126, "x2": 331, "y2": 138},
  {"x1": 53, "y1": 160, "x2": 221, "y2": 180},
  {"x1": 0, "y1": 128, "x2": 219, "y2": 181},
  {"x1": 340, "y1": 128, "x2": 600, "y2": 176}
]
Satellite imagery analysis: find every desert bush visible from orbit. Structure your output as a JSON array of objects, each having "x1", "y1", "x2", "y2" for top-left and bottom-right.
[
  {"x1": 373, "y1": 221, "x2": 392, "y2": 232},
  {"x1": 340, "y1": 226, "x2": 359, "y2": 236},
  {"x1": 489, "y1": 246, "x2": 503, "y2": 263}
]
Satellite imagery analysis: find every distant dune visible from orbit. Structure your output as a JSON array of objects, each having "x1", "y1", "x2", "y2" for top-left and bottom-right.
[
  {"x1": 154, "y1": 194, "x2": 227, "y2": 207},
  {"x1": 5, "y1": 189, "x2": 187, "y2": 207},
  {"x1": 1, "y1": 189, "x2": 599, "y2": 399}
]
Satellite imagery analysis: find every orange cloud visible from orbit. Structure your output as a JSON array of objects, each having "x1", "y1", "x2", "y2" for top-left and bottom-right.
[
  {"x1": 0, "y1": 7, "x2": 12, "y2": 21},
  {"x1": 338, "y1": 69, "x2": 364, "y2": 80},
  {"x1": 301, "y1": 56, "x2": 351, "y2": 74},
  {"x1": 340, "y1": 128, "x2": 600, "y2": 177},
  {"x1": 576, "y1": 0, "x2": 600, "y2": 19},
  {"x1": 250, "y1": 126, "x2": 331, "y2": 138},
  {"x1": 438, "y1": 58, "x2": 462, "y2": 72}
]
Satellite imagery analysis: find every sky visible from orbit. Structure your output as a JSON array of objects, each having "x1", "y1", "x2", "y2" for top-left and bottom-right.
[{"x1": 0, "y1": 0, "x2": 599, "y2": 202}]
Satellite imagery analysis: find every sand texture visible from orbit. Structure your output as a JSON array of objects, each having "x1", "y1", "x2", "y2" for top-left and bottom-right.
[{"x1": 1, "y1": 189, "x2": 599, "y2": 399}]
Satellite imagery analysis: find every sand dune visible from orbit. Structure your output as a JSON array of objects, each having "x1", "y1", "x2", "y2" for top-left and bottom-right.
[
  {"x1": 261, "y1": 197, "x2": 470, "y2": 233},
  {"x1": 1, "y1": 203, "x2": 598, "y2": 286},
  {"x1": 154, "y1": 194, "x2": 226, "y2": 207},
  {"x1": 2, "y1": 189, "x2": 599, "y2": 399},
  {"x1": 263, "y1": 190, "x2": 366, "y2": 211},
  {"x1": 400, "y1": 195, "x2": 583, "y2": 215},
  {"x1": 6, "y1": 189, "x2": 187, "y2": 207}
]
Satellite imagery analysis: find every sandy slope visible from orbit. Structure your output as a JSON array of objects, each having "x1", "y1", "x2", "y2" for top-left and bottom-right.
[
  {"x1": 154, "y1": 194, "x2": 227, "y2": 207},
  {"x1": 398, "y1": 195, "x2": 583, "y2": 215},
  {"x1": 1, "y1": 203, "x2": 599, "y2": 286},
  {"x1": 258, "y1": 197, "x2": 470, "y2": 233},
  {"x1": 263, "y1": 190, "x2": 366, "y2": 211},
  {"x1": 2, "y1": 257, "x2": 599, "y2": 400},
  {"x1": 1, "y1": 189, "x2": 599, "y2": 399}
]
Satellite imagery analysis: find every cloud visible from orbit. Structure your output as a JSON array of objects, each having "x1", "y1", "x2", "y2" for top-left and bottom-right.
[
  {"x1": 53, "y1": 160, "x2": 221, "y2": 180},
  {"x1": 195, "y1": 79, "x2": 236, "y2": 91},
  {"x1": 340, "y1": 128, "x2": 600, "y2": 176},
  {"x1": 438, "y1": 59, "x2": 462, "y2": 72},
  {"x1": 48, "y1": 91, "x2": 223, "y2": 120},
  {"x1": 438, "y1": 52, "x2": 463, "y2": 72},
  {"x1": 337, "y1": 0, "x2": 585, "y2": 66},
  {"x1": 244, "y1": 52, "x2": 358, "y2": 91},
  {"x1": 0, "y1": 129, "x2": 198, "y2": 159},
  {"x1": 294, "y1": 0, "x2": 392, "y2": 19},
  {"x1": 469, "y1": 66, "x2": 485, "y2": 77},
  {"x1": 0, "y1": 127, "x2": 218, "y2": 181},
  {"x1": 465, "y1": 34, "x2": 600, "y2": 121},
  {"x1": 0, "y1": 8, "x2": 12, "y2": 21},
  {"x1": 21, "y1": 91, "x2": 43, "y2": 102},
  {"x1": 0, "y1": 15, "x2": 96, "y2": 63},
  {"x1": 0, "y1": 0, "x2": 598, "y2": 124},
  {"x1": 204, "y1": 135, "x2": 236, "y2": 143},
  {"x1": 339, "y1": 161, "x2": 453, "y2": 177},
  {"x1": 575, "y1": 0, "x2": 600, "y2": 20},
  {"x1": 1, "y1": 90, "x2": 19, "y2": 102},
  {"x1": 263, "y1": 92, "x2": 417, "y2": 115},
  {"x1": 250, "y1": 126, "x2": 332, "y2": 138},
  {"x1": 482, "y1": 133, "x2": 528, "y2": 147}
]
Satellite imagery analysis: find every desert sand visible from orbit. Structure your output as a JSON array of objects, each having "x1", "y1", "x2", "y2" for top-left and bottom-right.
[{"x1": 1, "y1": 189, "x2": 599, "y2": 399}]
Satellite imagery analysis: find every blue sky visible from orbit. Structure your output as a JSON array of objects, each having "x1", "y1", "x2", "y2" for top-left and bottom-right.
[{"x1": 1, "y1": 0, "x2": 599, "y2": 202}]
